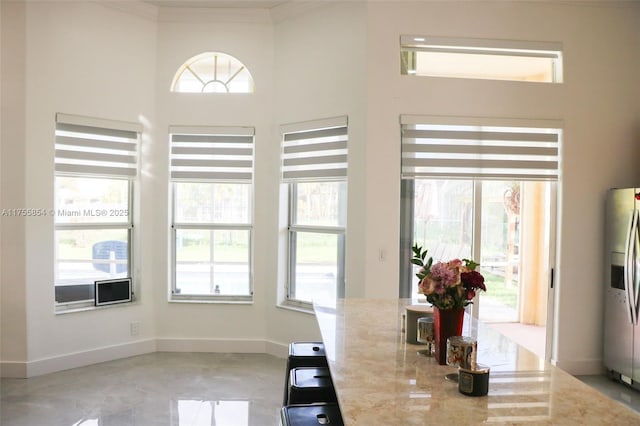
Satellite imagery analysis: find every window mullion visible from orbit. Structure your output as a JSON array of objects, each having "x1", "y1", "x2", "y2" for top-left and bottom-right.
[
  {"x1": 287, "y1": 183, "x2": 298, "y2": 300},
  {"x1": 173, "y1": 223, "x2": 252, "y2": 231},
  {"x1": 55, "y1": 223, "x2": 132, "y2": 231},
  {"x1": 288, "y1": 224, "x2": 345, "y2": 235}
]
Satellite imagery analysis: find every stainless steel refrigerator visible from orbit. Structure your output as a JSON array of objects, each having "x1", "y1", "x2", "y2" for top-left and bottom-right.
[{"x1": 604, "y1": 187, "x2": 640, "y2": 388}]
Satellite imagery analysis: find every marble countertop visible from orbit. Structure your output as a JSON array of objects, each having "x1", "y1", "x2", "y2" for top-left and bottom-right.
[{"x1": 313, "y1": 298, "x2": 640, "y2": 425}]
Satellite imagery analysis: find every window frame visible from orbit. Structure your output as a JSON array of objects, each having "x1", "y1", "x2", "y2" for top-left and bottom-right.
[
  {"x1": 54, "y1": 178, "x2": 134, "y2": 311},
  {"x1": 278, "y1": 115, "x2": 349, "y2": 310},
  {"x1": 285, "y1": 182, "x2": 347, "y2": 309},
  {"x1": 169, "y1": 127, "x2": 255, "y2": 303},
  {"x1": 170, "y1": 51, "x2": 255, "y2": 94},
  {"x1": 170, "y1": 186, "x2": 254, "y2": 303},
  {"x1": 400, "y1": 35, "x2": 563, "y2": 83},
  {"x1": 53, "y1": 114, "x2": 140, "y2": 313}
]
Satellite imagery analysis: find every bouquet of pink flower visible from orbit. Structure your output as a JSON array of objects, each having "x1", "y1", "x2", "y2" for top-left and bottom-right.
[{"x1": 411, "y1": 244, "x2": 486, "y2": 310}]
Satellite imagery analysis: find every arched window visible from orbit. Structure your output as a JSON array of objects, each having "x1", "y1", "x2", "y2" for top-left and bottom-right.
[{"x1": 171, "y1": 52, "x2": 254, "y2": 93}]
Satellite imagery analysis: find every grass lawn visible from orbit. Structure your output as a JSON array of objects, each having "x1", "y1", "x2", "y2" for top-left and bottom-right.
[{"x1": 482, "y1": 271, "x2": 518, "y2": 309}]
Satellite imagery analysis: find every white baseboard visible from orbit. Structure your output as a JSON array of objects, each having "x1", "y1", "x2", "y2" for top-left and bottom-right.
[
  {"x1": 265, "y1": 340, "x2": 288, "y2": 358},
  {"x1": 155, "y1": 337, "x2": 288, "y2": 356},
  {"x1": 155, "y1": 338, "x2": 288, "y2": 358},
  {"x1": 1, "y1": 338, "x2": 290, "y2": 378},
  {"x1": 551, "y1": 357, "x2": 605, "y2": 376},
  {"x1": 1, "y1": 339, "x2": 156, "y2": 378}
]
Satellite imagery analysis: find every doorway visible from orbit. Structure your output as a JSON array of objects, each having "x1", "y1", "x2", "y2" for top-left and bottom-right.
[{"x1": 404, "y1": 179, "x2": 555, "y2": 359}]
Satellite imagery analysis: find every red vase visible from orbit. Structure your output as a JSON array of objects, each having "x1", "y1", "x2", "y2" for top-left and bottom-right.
[{"x1": 433, "y1": 307, "x2": 465, "y2": 365}]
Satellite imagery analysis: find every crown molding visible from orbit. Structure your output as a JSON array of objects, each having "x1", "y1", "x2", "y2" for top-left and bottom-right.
[
  {"x1": 156, "y1": 5, "x2": 272, "y2": 22},
  {"x1": 269, "y1": 0, "x2": 329, "y2": 23},
  {"x1": 97, "y1": 1, "x2": 160, "y2": 21}
]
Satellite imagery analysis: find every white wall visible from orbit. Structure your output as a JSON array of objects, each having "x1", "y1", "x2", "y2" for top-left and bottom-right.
[
  {"x1": 152, "y1": 6, "x2": 277, "y2": 351},
  {"x1": 2, "y1": 0, "x2": 640, "y2": 377},
  {"x1": 0, "y1": 0, "x2": 29, "y2": 376},
  {"x1": 1, "y1": 1, "x2": 158, "y2": 376},
  {"x1": 267, "y1": 1, "x2": 368, "y2": 345},
  {"x1": 362, "y1": 1, "x2": 640, "y2": 373}
]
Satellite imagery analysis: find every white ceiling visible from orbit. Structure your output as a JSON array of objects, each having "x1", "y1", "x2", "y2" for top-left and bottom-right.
[{"x1": 145, "y1": 0, "x2": 287, "y2": 8}]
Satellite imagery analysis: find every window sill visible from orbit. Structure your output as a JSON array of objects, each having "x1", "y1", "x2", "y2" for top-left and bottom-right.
[
  {"x1": 55, "y1": 300, "x2": 136, "y2": 315},
  {"x1": 276, "y1": 301, "x2": 315, "y2": 316},
  {"x1": 169, "y1": 297, "x2": 253, "y2": 305}
]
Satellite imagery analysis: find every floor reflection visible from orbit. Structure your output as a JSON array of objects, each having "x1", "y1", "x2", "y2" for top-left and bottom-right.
[
  {"x1": 0, "y1": 353, "x2": 284, "y2": 426},
  {"x1": 72, "y1": 420, "x2": 99, "y2": 426},
  {"x1": 174, "y1": 400, "x2": 249, "y2": 426}
]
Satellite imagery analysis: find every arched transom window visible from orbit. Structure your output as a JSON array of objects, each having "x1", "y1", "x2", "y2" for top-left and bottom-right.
[{"x1": 171, "y1": 52, "x2": 254, "y2": 93}]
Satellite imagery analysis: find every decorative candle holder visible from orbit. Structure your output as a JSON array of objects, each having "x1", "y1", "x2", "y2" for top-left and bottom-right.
[
  {"x1": 446, "y1": 336, "x2": 477, "y2": 370},
  {"x1": 458, "y1": 363, "x2": 490, "y2": 396},
  {"x1": 444, "y1": 336, "x2": 477, "y2": 382},
  {"x1": 416, "y1": 317, "x2": 434, "y2": 356},
  {"x1": 405, "y1": 305, "x2": 433, "y2": 344}
]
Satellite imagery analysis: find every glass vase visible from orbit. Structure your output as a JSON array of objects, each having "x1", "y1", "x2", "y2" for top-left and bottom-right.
[{"x1": 433, "y1": 307, "x2": 465, "y2": 365}]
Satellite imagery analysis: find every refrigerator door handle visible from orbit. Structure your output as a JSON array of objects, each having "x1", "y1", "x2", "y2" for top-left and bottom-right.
[
  {"x1": 625, "y1": 209, "x2": 638, "y2": 325},
  {"x1": 633, "y1": 211, "x2": 640, "y2": 325}
]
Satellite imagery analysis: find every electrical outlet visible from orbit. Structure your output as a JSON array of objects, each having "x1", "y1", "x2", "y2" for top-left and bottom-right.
[{"x1": 130, "y1": 322, "x2": 140, "y2": 337}]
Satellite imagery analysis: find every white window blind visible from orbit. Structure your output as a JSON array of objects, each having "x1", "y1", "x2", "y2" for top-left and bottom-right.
[
  {"x1": 281, "y1": 116, "x2": 348, "y2": 182},
  {"x1": 401, "y1": 116, "x2": 561, "y2": 181},
  {"x1": 169, "y1": 126, "x2": 254, "y2": 182},
  {"x1": 55, "y1": 113, "x2": 141, "y2": 178}
]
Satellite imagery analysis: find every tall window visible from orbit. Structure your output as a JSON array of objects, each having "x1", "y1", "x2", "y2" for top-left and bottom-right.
[
  {"x1": 400, "y1": 115, "x2": 561, "y2": 326},
  {"x1": 171, "y1": 52, "x2": 255, "y2": 93},
  {"x1": 170, "y1": 126, "x2": 254, "y2": 301},
  {"x1": 54, "y1": 113, "x2": 140, "y2": 310},
  {"x1": 281, "y1": 117, "x2": 348, "y2": 306}
]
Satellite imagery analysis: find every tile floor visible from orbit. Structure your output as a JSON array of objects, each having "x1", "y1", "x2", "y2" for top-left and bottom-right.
[
  {"x1": 2, "y1": 350, "x2": 640, "y2": 425},
  {"x1": 0, "y1": 352, "x2": 286, "y2": 426},
  {"x1": 575, "y1": 373, "x2": 640, "y2": 415}
]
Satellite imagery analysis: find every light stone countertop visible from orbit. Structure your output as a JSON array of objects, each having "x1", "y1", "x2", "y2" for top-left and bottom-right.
[{"x1": 313, "y1": 298, "x2": 640, "y2": 425}]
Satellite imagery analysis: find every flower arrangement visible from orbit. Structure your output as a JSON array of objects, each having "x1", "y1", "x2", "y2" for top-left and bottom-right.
[{"x1": 411, "y1": 243, "x2": 486, "y2": 310}]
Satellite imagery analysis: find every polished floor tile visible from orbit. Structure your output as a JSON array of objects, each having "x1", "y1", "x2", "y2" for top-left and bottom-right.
[
  {"x1": 1, "y1": 352, "x2": 286, "y2": 426},
  {"x1": 4, "y1": 351, "x2": 639, "y2": 425},
  {"x1": 576, "y1": 373, "x2": 640, "y2": 415}
]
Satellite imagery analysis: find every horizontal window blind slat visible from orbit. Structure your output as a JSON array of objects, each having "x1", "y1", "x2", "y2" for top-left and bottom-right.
[
  {"x1": 56, "y1": 135, "x2": 138, "y2": 152},
  {"x1": 56, "y1": 122, "x2": 138, "y2": 140},
  {"x1": 171, "y1": 159, "x2": 253, "y2": 168},
  {"x1": 56, "y1": 113, "x2": 141, "y2": 134},
  {"x1": 55, "y1": 149, "x2": 137, "y2": 164},
  {"x1": 283, "y1": 168, "x2": 347, "y2": 181},
  {"x1": 404, "y1": 170, "x2": 558, "y2": 181},
  {"x1": 283, "y1": 140, "x2": 347, "y2": 154},
  {"x1": 171, "y1": 134, "x2": 254, "y2": 144},
  {"x1": 280, "y1": 116, "x2": 347, "y2": 135},
  {"x1": 168, "y1": 125, "x2": 254, "y2": 136},
  {"x1": 403, "y1": 129, "x2": 558, "y2": 143},
  {"x1": 403, "y1": 144, "x2": 557, "y2": 156},
  {"x1": 170, "y1": 171, "x2": 253, "y2": 181},
  {"x1": 403, "y1": 158, "x2": 558, "y2": 170},
  {"x1": 171, "y1": 146, "x2": 253, "y2": 156},
  {"x1": 283, "y1": 155, "x2": 347, "y2": 167},
  {"x1": 283, "y1": 127, "x2": 348, "y2": 142},
  {"x1": 400, "y1": 114, "x2": 563, "y2": 129},
  {"x1": 55, "y1": 163, "x2": 137, "y2": 177}
]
